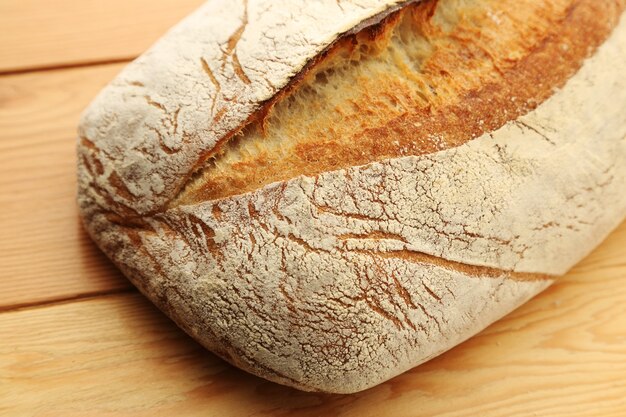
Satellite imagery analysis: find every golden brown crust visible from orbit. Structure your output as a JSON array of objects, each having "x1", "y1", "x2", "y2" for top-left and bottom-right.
[{"x1": 174, "y1": 0, "x2": 625, "y2": 206}]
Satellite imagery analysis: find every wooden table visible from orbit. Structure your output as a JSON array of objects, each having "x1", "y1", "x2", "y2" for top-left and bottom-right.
[{"x1": 1, "y1": 1, "x2": 626, "y2": 415}]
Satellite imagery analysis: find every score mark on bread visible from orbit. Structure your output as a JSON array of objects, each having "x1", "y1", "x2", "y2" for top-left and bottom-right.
[{"x1": 174, "y1": 0, "x2": 620, "y2": 205}]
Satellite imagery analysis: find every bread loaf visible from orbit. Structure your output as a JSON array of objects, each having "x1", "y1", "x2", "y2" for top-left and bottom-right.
[{"x1": 77, "y1": 0, "x2": 626, "y2": 393}]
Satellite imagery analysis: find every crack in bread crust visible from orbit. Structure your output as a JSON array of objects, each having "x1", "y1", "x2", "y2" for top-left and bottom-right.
[
  {"x1": 173, "y1": 0, "x2": 625, "y2": 206},
  {"x1": 367, "y1": 250, "x2": 553, "y2": 282}
]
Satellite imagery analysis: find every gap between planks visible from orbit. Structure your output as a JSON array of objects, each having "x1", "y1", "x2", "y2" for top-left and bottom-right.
[
  {"x1": 0, "y1": 287, "x2": 137, "y2": 315},
  {"x1": 0, "y1": 56, "x2": 135, "y2": 77}
]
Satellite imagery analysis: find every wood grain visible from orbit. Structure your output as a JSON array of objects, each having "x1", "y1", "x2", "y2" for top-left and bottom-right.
[
  {"x1": 0, "y1": 64, "x2": 131, "y2": 310},
  {"x1": 0, "y1": 0, "x2": 203, "y2": 73},
  {"x1": 2, "y1": 222, "x2": 626, "y2": 417}
]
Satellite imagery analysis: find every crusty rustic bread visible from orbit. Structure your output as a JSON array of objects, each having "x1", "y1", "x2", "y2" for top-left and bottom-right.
[{"x1": 77, "y1": 0, "x2": 626, "y2": 393}]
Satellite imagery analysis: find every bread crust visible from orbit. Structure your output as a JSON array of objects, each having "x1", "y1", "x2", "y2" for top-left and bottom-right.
[{"x1": 78, "y1": 0, "x2": 626, "y2": 393}]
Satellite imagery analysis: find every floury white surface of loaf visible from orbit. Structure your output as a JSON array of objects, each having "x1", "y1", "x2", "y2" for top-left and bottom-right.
[{"x1": 78, "y1": 0, "x2": 626, "y2": 393}]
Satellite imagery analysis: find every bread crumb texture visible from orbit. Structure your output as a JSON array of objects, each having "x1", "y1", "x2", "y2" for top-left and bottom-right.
[{"x1": 78, "y1": 0, "x2": 626, "y2": 393}]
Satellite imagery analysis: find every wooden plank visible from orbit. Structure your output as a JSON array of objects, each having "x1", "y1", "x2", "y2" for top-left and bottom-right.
[
  {"x1": 2, "y1": 222, "x2": 626, "y2": 417},
  {"x1": 0, "y1": 0, "x2": 204, "y2": 73},
  {"x1": 0, "y1": 64, "x2": 131, "y2": 310}
]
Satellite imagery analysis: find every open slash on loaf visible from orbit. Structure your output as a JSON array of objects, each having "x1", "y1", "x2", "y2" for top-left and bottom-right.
[{"x1": 77, "y1": 0, "x2": 626, "y2": 393}]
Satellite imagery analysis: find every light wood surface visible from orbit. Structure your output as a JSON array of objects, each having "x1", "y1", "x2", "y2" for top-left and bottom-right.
[
  {"x1": 1, "y1": 1, "x2": 626, "y2": 415},
  {"x1": 0, "y1": 65, "x2": 130, "y2": 310},
  {"x1": 0, "y1": 0, "x2": 203, "y2": 73}
]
